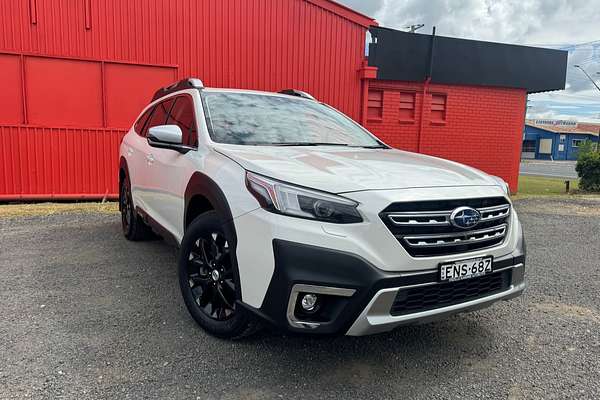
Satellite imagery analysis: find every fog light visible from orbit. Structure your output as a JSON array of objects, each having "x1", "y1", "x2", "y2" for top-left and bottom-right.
[{"x1": 301, "y1": 293, "x2": 318, "y2": 311}]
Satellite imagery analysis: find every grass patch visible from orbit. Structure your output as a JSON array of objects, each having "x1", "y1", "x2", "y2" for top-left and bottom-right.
[
  {"x1": 0, "y1": 202, "x2": 119, "y2": 218},
  {"x1": 515, "y1": 175, "x2": 579, "y2": 197}
]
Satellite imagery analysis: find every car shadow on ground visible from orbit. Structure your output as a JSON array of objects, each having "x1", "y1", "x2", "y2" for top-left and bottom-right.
[{"x1": 129, "y1": 222, "x2": 497, "y2": 389}]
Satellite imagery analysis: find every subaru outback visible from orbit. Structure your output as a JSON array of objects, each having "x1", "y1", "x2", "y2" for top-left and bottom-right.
[{"x1": 118, "y1": 78, "x2": 526, "y2": 338}]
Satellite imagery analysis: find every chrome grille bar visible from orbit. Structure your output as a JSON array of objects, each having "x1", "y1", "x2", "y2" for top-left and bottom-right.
[
  {"x1": 478, "y1": 204, "x2": 511, "y2": 222},
  {"x1": 381, "y1": 197, "x2": 511, "y2": 257},
  {"x1": 401, "y1": 224, "x2": 507, "y2": 248},
  {"x1": 387, "y1": 204, "x2": 510, "y2": 226},
  {"x1": 388, "y1": 211, "x2": 451, "y2": 226}
]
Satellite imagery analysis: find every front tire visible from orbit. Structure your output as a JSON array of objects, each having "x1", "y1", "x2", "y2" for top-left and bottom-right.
[{"x1": 178, "y1": 211, "x2": 259, "y2": 339}]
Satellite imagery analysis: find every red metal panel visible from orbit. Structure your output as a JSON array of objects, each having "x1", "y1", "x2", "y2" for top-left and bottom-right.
[
  {"x1": 0, "y1": 0, "x2": 371, "y2": 200},
  {"x1": 104, "y1": 63, "x2": 177, "y2": 128},
  {"x1": 0, "y1": 0, "x2": 367, "y2": 119},
  {"x1": 304, "y1": 0, "x2": 375, "y2": 28},
  {"x1": 0, "y1": 54, "x2": 23, "y2": 124},
  {"x1": 24, "y1": 56, "x2": 103, "y2": 127},
  {"x1": 0, "y1": 125, "x2": 125, "y2": 199}
]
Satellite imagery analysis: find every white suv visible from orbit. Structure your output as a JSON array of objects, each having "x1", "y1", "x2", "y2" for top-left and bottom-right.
[{"x1": 119, "y1": 78, "x2": 526, "y2": 338}]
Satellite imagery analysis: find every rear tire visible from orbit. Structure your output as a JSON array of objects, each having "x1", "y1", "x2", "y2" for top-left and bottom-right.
[
  {"x1": 120, "y1": 174, "x2": 153, "y2": 241},
  {"x1": 178, "y1": 211, "x2": 260, "y2": 339}
]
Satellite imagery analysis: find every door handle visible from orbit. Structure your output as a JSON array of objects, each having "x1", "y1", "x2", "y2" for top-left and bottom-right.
[{"x1": 145, "y1": 154, "x2": 155, "y2": 164}]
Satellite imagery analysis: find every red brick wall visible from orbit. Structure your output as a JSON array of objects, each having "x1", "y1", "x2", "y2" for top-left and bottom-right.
[{"x1": 364, "y1": 80, "x2": 526, "y2": 192}]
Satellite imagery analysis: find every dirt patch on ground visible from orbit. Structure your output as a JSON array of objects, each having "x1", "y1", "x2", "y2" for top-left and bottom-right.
[
  {"x1": 531, "y1": 302, "x2": 600, "y2": 324},
  {"x1": 0, "y1": 202, "x2": 118, "y2": 218},
  {"x1": 514, "y1": 196, "x2": 600, "y2": 216}
]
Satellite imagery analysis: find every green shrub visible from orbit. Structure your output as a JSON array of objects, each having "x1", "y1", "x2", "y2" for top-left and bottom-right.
[
  {"x1": 576, "y1": 150, "x2": 600, "y2": 192},
  {"x1": 577, "y1": 139, "x2": 596, "y2": 159}
]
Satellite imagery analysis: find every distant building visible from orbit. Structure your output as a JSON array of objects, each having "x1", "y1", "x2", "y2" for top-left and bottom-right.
[{"x1": 523, "y1": 120, "x2": 600, "y2": 160}]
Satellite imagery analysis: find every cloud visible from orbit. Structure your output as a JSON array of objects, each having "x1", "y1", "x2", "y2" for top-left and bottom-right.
[
  {"x1": 338, "y1": 0, "x2": 600, "y2": 44},
  {"x1": 336, "y1": 0, "x2": 385, "y2": 17},
  {"x1": 337, "y1": 0, "x2": 600, "y2": 120}
]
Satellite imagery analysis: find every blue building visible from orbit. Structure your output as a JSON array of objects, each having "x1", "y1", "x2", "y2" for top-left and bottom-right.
[{"x1": 522, "y1": 120, "x2": 599, "y2": 160}]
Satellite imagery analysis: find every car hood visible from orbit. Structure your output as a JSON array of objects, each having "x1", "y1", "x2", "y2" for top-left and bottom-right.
[{"x1": 212, "y1": 144, "x2": 499, "y2": 194}]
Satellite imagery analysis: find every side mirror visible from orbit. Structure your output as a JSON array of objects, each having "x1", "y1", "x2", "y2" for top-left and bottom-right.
[{"x1": 147, "y1": 125, "x2": 193, "y2": 153}]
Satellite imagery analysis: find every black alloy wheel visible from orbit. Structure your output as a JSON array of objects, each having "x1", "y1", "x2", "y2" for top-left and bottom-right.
[
  {"x1": 178, "y1": 211, "x2": 259, "y2": 338},
  {"x1": 186, "y1": 232, "x2": 237, "y2": 321}
]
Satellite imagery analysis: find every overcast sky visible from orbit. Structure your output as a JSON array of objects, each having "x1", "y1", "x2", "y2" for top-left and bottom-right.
[{"x1": 337, "y1": 0, "x2": 600, "y2": 122}]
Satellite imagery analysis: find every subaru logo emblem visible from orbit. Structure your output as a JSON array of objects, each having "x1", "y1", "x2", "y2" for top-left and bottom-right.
[{"x1": 450, "y1": 207, "x2": 481, "y2": 229}]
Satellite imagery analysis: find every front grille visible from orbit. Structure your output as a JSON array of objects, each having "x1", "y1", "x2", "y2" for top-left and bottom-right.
[
  {"x1": 380, "y1": 197, "x2": 511, "y2": 257},
  {"x1": 390, "y1": 270, "x2": 511, "y2": 316}
]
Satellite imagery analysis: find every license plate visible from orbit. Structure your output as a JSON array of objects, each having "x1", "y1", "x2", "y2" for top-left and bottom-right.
[{"x1": 439, "y1": 256, "x2": 493, "y2": 282}]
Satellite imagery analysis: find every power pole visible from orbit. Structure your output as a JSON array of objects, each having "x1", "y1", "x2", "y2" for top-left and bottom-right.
[{"x1": 405, "y1": 24, "x2": 425, "y2": 33}]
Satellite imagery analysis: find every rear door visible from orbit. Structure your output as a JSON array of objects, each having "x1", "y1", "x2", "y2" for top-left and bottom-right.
[
  {"x1": 145, "y1": 94, "x2": 199, "y2": 238},
  {"x1": 137, "y1": 98, "x2": 176, "y2": 217},
  {"x1": 125, "y1": 106, "x2": 154, "y2": 211}
]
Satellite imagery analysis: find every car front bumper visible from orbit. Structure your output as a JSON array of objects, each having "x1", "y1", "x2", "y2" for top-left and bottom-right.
[
  {"x1": 248, "y1": 233, "x2": 526, "y2": 336},
  {"x1": 346, "y1": 264, "x2": 526, "y2": 335}
]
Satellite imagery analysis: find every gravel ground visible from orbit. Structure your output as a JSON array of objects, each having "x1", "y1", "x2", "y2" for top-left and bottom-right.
[{"x1": 1, "y1": 198, "x2": 599, "y2": 399}]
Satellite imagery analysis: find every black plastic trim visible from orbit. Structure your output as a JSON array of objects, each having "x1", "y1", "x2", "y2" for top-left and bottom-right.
[
  {"x1": 251, "y1": 238, "x2": 526, "y2": 335},
  {"x1": 147, "y1": 136, "x2": 194, "y2": 154},
  {"x1": 278, "y1": 89, "x2": 316, "y2": 100},
  {"x1": 152, "y1": 78, "x2": 203, "y2": 101},
  {"x1": 135, "y1": 206, "x2": 179, "y2": 247},
  {"x1": 183, "y1": 172, "x2": 242, "y2": 300}
]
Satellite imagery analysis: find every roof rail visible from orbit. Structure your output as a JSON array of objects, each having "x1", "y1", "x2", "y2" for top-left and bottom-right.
[
  {"x1": 278, "y1": 89, "x2": 316, "y2": 101},
  {"x1": 152, "y1": 78, "x2": 204, "y2": 101}
]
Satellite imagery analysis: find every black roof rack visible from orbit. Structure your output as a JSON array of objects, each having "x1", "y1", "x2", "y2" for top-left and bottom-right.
[
  {"x1": 278, "y1": 89, "x2": 316, "y2": 100},
  {"x1": 152, "y1": 78, "x2": 204, "y2": 101}
]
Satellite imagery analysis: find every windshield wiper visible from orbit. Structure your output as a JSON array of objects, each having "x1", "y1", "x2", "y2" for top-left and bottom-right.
[
  {"x1": 268, "y1": 142, "x2": 350, "y2": 147},
  {"x1": 352, "y1": 144, "x2": 389, "y2": 149}
]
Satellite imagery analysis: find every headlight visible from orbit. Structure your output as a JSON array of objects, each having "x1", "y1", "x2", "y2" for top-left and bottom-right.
[{"x1": 245, "y1": 172, "x2": 363, "y2": 223}]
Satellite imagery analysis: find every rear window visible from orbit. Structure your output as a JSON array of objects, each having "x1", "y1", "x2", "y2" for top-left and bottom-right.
[{"x1": 134, "y1": 107, "x2": 153, "y2": 136}]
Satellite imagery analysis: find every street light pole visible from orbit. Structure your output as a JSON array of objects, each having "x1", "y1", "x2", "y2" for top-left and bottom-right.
[
  {"x1": 573, "y1": 65, "x2": 600, "y2": 152},
  {"x1": 574, "y1": 64, "x2": 600, "y2": 92}
]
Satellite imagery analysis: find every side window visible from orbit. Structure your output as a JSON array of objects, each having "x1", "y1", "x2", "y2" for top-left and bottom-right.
[
  {"x1": 145, "y1": 98, "x2": 176, "y2": 136},
  {"x1": 167, "y1": 96, "x2": 198, "y2": 147},
  {"x1": 134, "y1": 107, "x2": 154, "y2": 137}
]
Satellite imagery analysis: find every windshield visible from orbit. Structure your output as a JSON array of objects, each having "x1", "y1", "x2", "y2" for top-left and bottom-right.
[{"x1": 202, "y1": 92, "x2": 384, "y2": 147}]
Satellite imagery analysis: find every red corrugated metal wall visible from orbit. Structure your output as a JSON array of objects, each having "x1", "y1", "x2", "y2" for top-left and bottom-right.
[
  {"x1": 0, "y1": 126, "x2": 124, "y2": 200},
  {"x1": 0, "y1": 0, "x2": 372, "y2": 200}
]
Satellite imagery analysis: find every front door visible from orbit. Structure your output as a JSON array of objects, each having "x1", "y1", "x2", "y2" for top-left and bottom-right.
[{"x1": 145, "y1": 94, "x2": 200, "y2": 240}]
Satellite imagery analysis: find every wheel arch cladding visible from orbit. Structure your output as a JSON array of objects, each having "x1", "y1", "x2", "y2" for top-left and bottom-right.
[
  {"x1": 183, "y1": 172, "x2": 235, "y2": 231},
  {"x1": 119, "y1": 157, "x2": 128, "y2": 181},
  {"x1": 184, "y1": 172, "x2": 243, "y2": 300}
]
